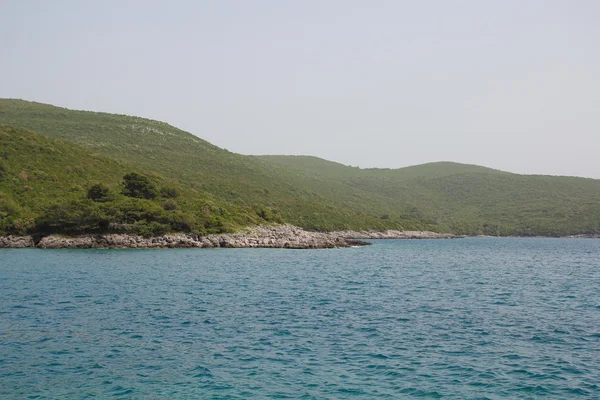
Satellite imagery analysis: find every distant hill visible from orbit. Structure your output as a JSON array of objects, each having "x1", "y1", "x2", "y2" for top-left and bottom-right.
[
  {"x1": 260, "y1": 156, "x2": 506, "y2": 180},
  {"x1": 1, "y1": 98, "x2": 599, "y2": 237},
  {"x1": 260, "y1": 156, "x2": 600, "y2": 236}
]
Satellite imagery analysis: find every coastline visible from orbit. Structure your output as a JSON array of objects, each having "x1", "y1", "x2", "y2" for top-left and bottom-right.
[
  {"x1": 0, "y1": 225, "x2": 459, "y2": 249},
  {"x1": 1, "y1": 226, "x2": 597, "y2": 249}
]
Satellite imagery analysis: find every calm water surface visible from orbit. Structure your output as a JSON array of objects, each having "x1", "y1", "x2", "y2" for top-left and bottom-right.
[{"x1": 1, "y1": 238, "x2": 599, "y2": 399}]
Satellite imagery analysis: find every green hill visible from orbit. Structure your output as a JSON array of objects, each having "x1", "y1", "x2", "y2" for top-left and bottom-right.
[
  {"x1": 1, "y1": 98, "x2": 600, "y2": 237},
  {"x1": 0, "y1": 100, "x2": 431, "y2": 234}
]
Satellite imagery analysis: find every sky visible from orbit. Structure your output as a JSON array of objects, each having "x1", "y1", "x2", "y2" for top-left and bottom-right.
[{"x1": 1, "y1": 1, "x2": 599, "y2": 178}]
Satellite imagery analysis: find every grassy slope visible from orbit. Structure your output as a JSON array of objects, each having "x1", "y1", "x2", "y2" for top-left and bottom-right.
[{"x1": 1, "y1": 99, "x2": 599, "y2": 236}]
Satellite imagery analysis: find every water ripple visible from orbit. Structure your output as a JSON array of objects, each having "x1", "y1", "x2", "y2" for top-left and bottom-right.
[{"x1": 1, "y1": 238, "x2": 599, "y2": 398}]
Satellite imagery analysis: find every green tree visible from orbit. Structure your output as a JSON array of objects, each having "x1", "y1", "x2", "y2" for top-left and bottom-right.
[
  {"x1": 121, "y1": 172, "x2": 157, "y2": 200},
  {"x1": 87, "y1": 183, "x2": 111, "y2": 202}
]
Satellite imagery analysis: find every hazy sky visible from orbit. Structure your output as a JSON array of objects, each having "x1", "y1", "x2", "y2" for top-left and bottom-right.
[{"x1": 1, "y1": 1, "x2": 599, "y2": 177}]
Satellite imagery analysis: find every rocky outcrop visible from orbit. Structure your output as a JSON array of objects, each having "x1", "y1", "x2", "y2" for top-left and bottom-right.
[
  {"x1": 0, "y1": 235, "x2": 35, "y2": 248},
  {"x1": 35, "y1": 225, "x2": 369, "y2": 249},
  {"x1": 0, "y1": 225, "x2": 460, "y2": 249}
]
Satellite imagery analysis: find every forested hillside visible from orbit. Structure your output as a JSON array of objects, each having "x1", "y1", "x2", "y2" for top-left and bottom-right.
[
  {"x1": 261, "y1": 156, "x2": 600, "y2": 236},
  {"x1": 1, "y1": 99, "x2": 599, "y2": 237}
]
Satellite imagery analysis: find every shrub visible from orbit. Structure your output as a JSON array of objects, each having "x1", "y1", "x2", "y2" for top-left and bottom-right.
[
  {"x1": 162, "y1": 199, "x2": 178, "y2": 211},
  {"x1": 160, "y1": 187, "x2": 179, "y2": 198},
  {"x1": 255, "y1": 207, "x2": 283, "y2": 223}
]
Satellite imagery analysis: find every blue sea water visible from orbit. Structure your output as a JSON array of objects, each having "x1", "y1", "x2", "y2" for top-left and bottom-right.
[{"x1": 1, "y1": 238, "x2": 599, "y2": 399}]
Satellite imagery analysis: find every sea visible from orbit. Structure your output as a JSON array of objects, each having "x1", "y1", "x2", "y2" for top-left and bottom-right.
[{"x1": 1, "y1": 238, "x2": 599, "y2": 399}]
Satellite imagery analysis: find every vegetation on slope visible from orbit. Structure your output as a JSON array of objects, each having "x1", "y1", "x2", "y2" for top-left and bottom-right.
[
  {"x1": 0, "y1": 126, "x2": 271, "y2": 237},
  {"x1": 0, "y1": 99, "x2": 433, "y2": 232},
  {"x1": 259, "y1": 156, "x2": 600, "y2": 236},
  {"x1": 1, "y1": 99, "x2": 600, "y2": 237}
]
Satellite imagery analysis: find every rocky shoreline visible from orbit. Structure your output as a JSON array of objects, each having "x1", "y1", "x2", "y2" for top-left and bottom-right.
[
  {"x1": 0, "y1": 225, "x2": 460, "y2": 249},
  {"x1": 335, "y1": 230, "x2": 460, "y2": 240}
]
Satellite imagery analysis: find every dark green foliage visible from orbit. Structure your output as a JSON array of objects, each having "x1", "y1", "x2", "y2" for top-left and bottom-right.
[
  {"x1": 36, "y1": 199, "x2": 102, "y2": 234},
  {"x1": 121, "y1": 173, "x2": 157, "y2": 199},
  {"x1": 87, "y1": 183, "x2": 111, "y2": 202}
]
